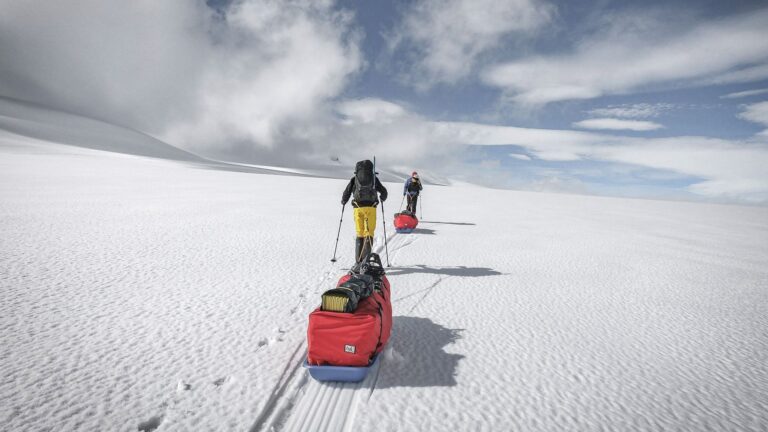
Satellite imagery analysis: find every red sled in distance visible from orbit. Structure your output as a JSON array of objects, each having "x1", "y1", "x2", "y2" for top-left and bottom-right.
[{"x1": 394, "y1": 211, "x2": 418, "y2": 233}]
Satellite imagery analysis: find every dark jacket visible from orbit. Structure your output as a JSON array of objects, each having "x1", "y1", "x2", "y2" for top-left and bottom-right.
[
  {"x1": 403, "y1": 177, "x2": 422, "y2": 196},
  {"x1": 342, "y1": 177, "x2": 388, "y2": 207}
]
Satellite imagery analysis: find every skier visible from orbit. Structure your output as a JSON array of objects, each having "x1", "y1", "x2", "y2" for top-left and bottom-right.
[
  {"x1": 403, "y1": 171, "x2": 422, "y2": 213},
  {"x1": 341, "y1": 160, "x2": 388, "y2": 267}
]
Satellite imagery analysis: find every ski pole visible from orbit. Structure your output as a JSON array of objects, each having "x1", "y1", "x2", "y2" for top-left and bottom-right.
[
  {"x1": 380, "y1": 201, "x2": 391, "y2": 267},
  {"x1": 330, "y1": 204, "x2": 345, "y2": 262},
  {"x1": 419, "y1": 193, "x2": 423, "y2": 219},
  {"x1": 399, "y1": 195, "x2": 405, "y2": 212}
]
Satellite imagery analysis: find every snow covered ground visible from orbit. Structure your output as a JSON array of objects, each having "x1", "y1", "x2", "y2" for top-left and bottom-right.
[{"x1": 1, "y1": 104, "x2": 767, "y2": 431}]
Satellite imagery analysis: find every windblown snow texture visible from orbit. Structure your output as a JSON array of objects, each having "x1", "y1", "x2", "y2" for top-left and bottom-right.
[{"x1": 1, "y1": 102, "x2": 767, "y2": 431}]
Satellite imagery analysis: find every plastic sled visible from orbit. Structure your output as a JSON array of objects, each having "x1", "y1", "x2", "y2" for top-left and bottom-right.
[{"x1": 303, "y1": 355, "x2": 379, "y2": 382}]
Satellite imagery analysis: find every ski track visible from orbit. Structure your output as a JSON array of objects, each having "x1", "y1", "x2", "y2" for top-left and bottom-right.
[
  {"x1": 247, "y1": 268, "x2": 339, "y2": 432},
  {"x1": 251, "y1": 230, "x2": 410, "y2": 432},
  {"x1": 404, "y1": 276, "x2": 446, "y2": 315}
]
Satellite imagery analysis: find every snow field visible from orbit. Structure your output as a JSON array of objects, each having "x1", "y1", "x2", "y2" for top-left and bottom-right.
[
  {"x1": 0, "y1": 137, "x2": 355, "y2": 431},
  {"x1": 355, "y1": 187, "x2": 768, "y2": 431},
  {"x1": 2, "y1": 128, "x2": 767, "y2": 431}
]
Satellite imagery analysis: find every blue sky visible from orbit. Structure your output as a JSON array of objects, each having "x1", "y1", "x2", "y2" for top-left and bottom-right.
[
  {"x1": 338, "y1": 0, "x2": 766, "y2": 133},
  {"x1": 336, "y1": 0, "x2": 768, "y2": 203},
  {"x1": 2, "y1": 0, "x2": 767, "y2": 203}
]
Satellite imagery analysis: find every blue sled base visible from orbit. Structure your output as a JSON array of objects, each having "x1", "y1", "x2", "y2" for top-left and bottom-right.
[
  {"x1": 395, "y1": 228, "x2": 414, "y2": 233},
  {"x1": 303, "y1": 355, "x2": 379, "y2": 382}
]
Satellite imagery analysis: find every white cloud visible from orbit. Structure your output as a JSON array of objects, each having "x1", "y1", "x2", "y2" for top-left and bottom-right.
[
  {"x1": 588, "y1": 103, "x2": 674, "y2": 119},
  {"x1": 387, "y1": 0, "x2": 553, "y2": 89},
  {"x1": 0, "y1": 0, "x2": 363, "y2": 162},
  {"x1": 447, "y1": 123, "x2": 768, "y2": 201},
  {"x1": 509, "y1": 153, "x2": 532, "y2": 160},
  {"x1": 430, "y1": 121, "x2": 768, "y2": 200},
  {"x1": 530, "y1": 175, "x2": 588, "y2": 194},
  {"x1": 721, "y1": 88, "x2": 768, "y2": 99},
  {"x1": 573, "y1": 118, "x2": 664, "y2": 131},
  {"x1": 482, "y1": 8, "x2": 768, "y2": 104},
  {"x1": 317, "y1": 99, "x2": 441, "y2": 165},
  {"x1": 739, "y1": 101, "x2": 768, "y2": 127},
  {"x1": 701, "y1": 64, "x2": 768, "y2": 86},
  {"x1": 322, "y1": 99, "x2": 768, "y2": 202},
  {"x1": 0, "y1": 0, "x2": 210, "y2": 131},
  {"x1": 336, "y1": 98, "x2": 407, "y2": 124},
  {"x1": 162, "y1": 1, "x2": 362, "y2": 155},
  {"x1": 1, "y1": 1, "x2": 765, "y2": 203},
  {"x1": 688, "y1": 178, "x2": 768, "y2": 203},
  {"x1": 480, "y1": 159, "x2": 502, "y2": 169}
]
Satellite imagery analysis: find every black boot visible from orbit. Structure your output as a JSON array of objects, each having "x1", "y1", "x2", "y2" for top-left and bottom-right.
[
  {"x1": 362, "y1": 236, "x2": 373, "y2": 261},
  {"x1": 354, "y1": 237, "x2": 365, "y2": 263}
]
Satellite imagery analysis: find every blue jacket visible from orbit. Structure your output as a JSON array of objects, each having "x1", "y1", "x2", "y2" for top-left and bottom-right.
[{"x1": 403, "y1": 177, "x2": 423, "y2": 196}]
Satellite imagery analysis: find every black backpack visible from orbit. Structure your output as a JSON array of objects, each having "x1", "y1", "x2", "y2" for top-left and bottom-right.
[
  {"x1": 408, "y1": 178, "x2": 421, "y2": 193},
  {"x1": 353, "y1": 160, "x2": 378, "y2": 205}
]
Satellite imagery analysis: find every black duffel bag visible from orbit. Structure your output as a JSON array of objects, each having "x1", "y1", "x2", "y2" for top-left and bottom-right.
[{"x1": 321, "y1": 274, "x2": 375, "y2": 313}]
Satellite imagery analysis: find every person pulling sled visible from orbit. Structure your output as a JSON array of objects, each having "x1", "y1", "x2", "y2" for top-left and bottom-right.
[
  {"x1": 403, "y1": 171, "x2": 422, "y2": 213},
  {"x1": 341, "y1": 160, "x2": 388, "y2": 268}
]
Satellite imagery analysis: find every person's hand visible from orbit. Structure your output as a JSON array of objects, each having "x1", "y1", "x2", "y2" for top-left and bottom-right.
[{"x1": 341, "y1": 199, "x2": 347, "y2": 205}]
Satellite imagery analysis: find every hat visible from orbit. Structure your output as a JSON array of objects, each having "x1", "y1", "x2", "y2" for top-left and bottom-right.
[{"x1": 412, "y1": 171, "x2": 418, "y2": 178}]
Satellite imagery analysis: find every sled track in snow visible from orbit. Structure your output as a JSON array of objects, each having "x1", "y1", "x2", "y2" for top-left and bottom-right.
[
  {"x1": 248, "y1": 343, "x2": 308, "y2": 432},
  {"x1": 271, "y1": 350, "x2": 384, "y2": 432},
  {"x1": 250, "y1": 232, "x2": 409, "y2": 432},
  {"x1": 250, "y1": 346, "x2": 385, "y2": 432}
]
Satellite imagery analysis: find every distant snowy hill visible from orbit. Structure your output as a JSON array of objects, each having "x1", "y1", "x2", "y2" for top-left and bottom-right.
[
  {"x1": 0, "y1": 96, "x2": 204, "y2": 162},
  {"x1": 0, "y1": 97, "x2": 416, "y2": 182},
  {"x1": 1, "y1": 106, "x2": 767, "y2": 431}
]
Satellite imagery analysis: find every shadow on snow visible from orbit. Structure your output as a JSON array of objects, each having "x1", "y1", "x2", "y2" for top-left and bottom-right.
[
  {"x1": 409, "y1": 228, "x2": 436, "y2": 235},
  {"x1": 377, "y1": 316, "x2": 464, "y2": 388},
  {"x1": 420, "y1": 220, "x2": 476, "y2": 226},
  {"x1": 386, "y1": 265, "x2": 502, "y2": 277}
]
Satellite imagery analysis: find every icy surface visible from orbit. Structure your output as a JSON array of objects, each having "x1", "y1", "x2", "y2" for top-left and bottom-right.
[{"x1": 1, "y1": 108, "x2": 767, "y2": 431}]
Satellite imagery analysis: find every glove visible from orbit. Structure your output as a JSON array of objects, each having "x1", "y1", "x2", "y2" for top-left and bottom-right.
[
  {"x1": 341, "y1": 199, "x2": 347, "y2": 205},
  {"x1": 403, "y1": 193, "x2": 406, "y2": 196}
]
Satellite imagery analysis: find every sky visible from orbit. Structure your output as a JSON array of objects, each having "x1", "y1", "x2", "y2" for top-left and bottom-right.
[{"x1": 1, "y1": 0, "x2": 768, "y2": 204}]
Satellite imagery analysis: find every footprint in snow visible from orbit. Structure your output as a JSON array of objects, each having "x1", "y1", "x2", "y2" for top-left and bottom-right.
[{"x1": 138, "y1": 415, "x2": 163, "y2": 432}]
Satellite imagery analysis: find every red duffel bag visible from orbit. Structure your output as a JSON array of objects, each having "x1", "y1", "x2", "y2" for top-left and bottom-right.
[
  {"x1": 307, "y1": 257, "x2": 392, "y2": 367},
  {"x1": 394, "y1": 211, "x2": 418, "y2": 232}
]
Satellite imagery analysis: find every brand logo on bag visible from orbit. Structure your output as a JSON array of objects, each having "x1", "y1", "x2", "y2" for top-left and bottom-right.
[{"x1": 344, "y1": 344, "x2": 356, "y2": 354}]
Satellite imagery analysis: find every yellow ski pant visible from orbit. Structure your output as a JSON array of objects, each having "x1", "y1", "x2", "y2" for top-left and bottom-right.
[{"x1": 353, "y1": 206, "x2": 377, "y2": 238}]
